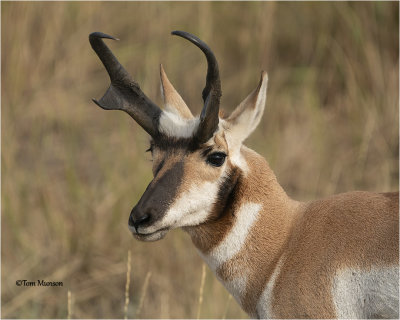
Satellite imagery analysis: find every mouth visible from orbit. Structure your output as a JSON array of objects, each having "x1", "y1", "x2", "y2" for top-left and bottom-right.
[{"x1": 129, "y1": 226, "x2": 169, "y2": 242}]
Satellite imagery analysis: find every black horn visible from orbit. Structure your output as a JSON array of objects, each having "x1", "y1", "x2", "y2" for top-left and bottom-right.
[
  {"x1": 89, "y1": 32, "x2": 161, "y2": 137},
  {"x1": 172, "y1": 31, "x2": 221, "y2": 143}
]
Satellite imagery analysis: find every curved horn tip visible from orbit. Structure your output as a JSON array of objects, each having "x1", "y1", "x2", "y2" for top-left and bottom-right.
[
  {"x1": 171, "y1": 30, "x2": 202, "y2": 44},
  {"x1": 171, "y1": 30, "x2": 183, "y2": 36},
  {"x1": 89, "y1": 32, "x2": 119, "y2": 41}
]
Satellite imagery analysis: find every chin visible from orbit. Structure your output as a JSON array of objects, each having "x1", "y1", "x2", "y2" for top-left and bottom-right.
[{"x1": 131, "y1": 229, "x2": 168, "y2": 242}]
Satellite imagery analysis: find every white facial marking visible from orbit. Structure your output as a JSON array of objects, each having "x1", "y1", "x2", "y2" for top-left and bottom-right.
[
  {"x1": 145, "y1": 180, "x2": 221, "y2": 233},
  {"x1": 332, "y1": 266, "x2": 399, "y2": 319},
  {"x1": 158, "y1": 111, "x2": 199, "y2": 138},
  {"x1": 256, "y1": 255, "x2": 285, "y2": 318},
  {"x1": 205, "y1": 202, "x2": 262, "y2": 271}
]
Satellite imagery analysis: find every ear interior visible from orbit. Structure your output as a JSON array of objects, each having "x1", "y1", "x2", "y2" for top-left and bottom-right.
[
  {"x1": 160, "y1": 64, "x2": 193, "y2": 119},
  {"x1": 226, "y1": 71, "x2": 268, "y2": 143}
]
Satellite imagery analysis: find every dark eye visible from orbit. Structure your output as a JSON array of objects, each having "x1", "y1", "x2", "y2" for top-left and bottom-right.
[{"x1": 207, "y1": 152, "x2": 227, "y2": 167}]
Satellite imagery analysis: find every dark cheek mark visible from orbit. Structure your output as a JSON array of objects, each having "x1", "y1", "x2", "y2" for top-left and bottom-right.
[{"x1": 210, "y1": 167, "x2": 242, "y2": 220}]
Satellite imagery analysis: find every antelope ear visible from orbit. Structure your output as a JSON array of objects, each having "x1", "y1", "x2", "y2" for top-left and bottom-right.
[
  {"x1": 160, "y1": 64, "x2": 193, "y2": 119},
  {"x1": 225, "y1": 71, "x2": 268, "y2": 143}
]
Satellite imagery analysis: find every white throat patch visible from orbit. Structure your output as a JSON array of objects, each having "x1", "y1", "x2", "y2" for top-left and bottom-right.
[
  {"x1": 203, "y1": 202, "x2": 262, "y2": 271},
  {"x1": 197, "y1": 202, "x2": 262, "y2": 312}
]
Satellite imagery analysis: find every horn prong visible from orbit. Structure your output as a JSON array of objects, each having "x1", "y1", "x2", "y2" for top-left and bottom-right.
[{"x1": 89, "y1": 32, "x2": 162, "y2": 137}]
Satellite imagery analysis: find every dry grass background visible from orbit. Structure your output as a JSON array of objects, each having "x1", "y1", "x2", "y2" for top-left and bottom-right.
[{"x1": 2, "y1": 2, "x2": 398, "y2": 319}]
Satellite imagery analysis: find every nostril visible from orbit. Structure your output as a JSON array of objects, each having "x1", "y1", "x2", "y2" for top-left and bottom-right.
[
  {"x1": 135, "y1": 213, "x2": 151, "y2": 226},
  {"x1": 129, "y1": 207, "x2": 153, "y2": 233}
]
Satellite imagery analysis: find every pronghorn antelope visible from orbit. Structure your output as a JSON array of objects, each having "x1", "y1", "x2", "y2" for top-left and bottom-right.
[{"x1": 89, "y1": 31, "x2": 399, "y2": 319}]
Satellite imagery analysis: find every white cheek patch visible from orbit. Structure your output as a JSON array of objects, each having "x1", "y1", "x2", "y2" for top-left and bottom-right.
[
  {"x1": 158, "y1": 111, "x2": 199, "y2": 138},
  {"x1": 154, "y1": 180, "x2": 221, "y2": 231},
  {"x1": 205, "y1": 202, "x2": 261, "y2": 271}
]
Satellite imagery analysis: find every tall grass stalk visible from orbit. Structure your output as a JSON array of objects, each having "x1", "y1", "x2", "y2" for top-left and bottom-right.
[
  {"x1": 67, "y1": 290, "x2": 72, "y2": 320},
  {"x1": 124, "y1": 250, "x2": 131, "y2": 320},
  {"x1": 136, "y1": 271, "x2": 151, "y2": 318},
  {"x1": 196, "y1": 263, "x2": 206, "y2": 319}
]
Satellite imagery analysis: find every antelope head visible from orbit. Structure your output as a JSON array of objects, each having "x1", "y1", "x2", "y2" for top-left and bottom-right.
[{"x1": 90, "y1": 31, "x2": 268, "y2": 241}]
